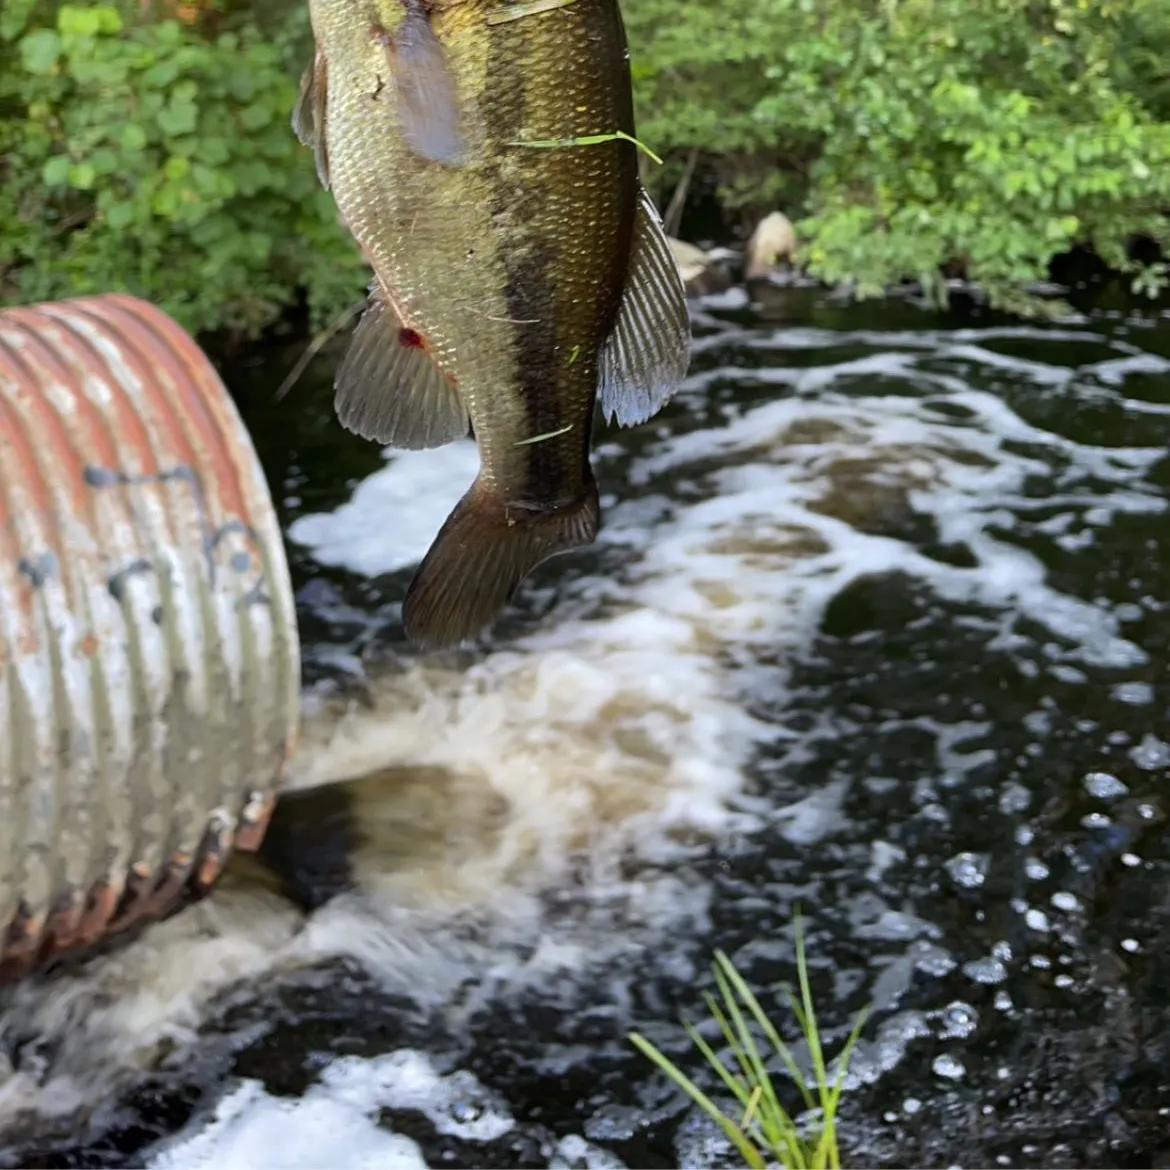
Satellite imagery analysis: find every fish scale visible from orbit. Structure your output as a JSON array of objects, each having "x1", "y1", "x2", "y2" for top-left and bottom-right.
[{"x1": 297, "y1": 0, "x2": 691, "y2": 647}]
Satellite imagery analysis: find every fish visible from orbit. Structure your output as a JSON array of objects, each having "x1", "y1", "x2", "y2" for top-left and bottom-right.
[{"x1": 294, "y1": 0, "x2": 691, "y2": 648}]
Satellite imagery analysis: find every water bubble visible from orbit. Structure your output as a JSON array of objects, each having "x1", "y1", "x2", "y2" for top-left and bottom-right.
[
  {"x1": 1121, "y1": 938, "x2": 1140, "y2": 953},
  {"x1": 992, "y1": 940, "x2": 1013, "y2": 962},
  {"x1": 1083, "y1": 771, "x2": 1128, "y2": 800},
  {"x1": 1111, "y1": 681, "x2": 1154, "y2": 705},
  {"x1": 1050, "y1": 891, "x2": 1081, "y2": 913},
  {"x1": 998, "y1": 783, "x2": 1031, "y2": 814},
  {"x1": 932, "y1": 1054, "x2": 966, "y2": 1081},
  {"x1": 1122, "y1": 852, "x2": 1142, "y2": 867},
  {"x1": 938, "y1": 1002, "x2": 978, "y2": 1040},
  {"x1": 914, "y1": 945, "x2": 958, "y2": 977},
  {"x1": 1030, "y1": 955, "x2": 1052, "y2": 969},
  {"x1": 1015, "y1": 825, "x2": 1035, "y2": 846},
  {"x1": 1081, "y1": 812, "x2": 1112, "y2": 829},
  {"x1": 1024, "y1": 857, "x2": 1050, "y2": 880},
  {"x1": 994, "y1": 990, "x2": 1013, "y2": 1012},
  {"x1": 1115, "y1": 602, "x2": 1145, "y2": 623},
  {"x1": 963, "y1": 957, "x2": 1007, "y2": 984},
  {"x1": 1054, "y1": 974, "x2": 1074, "y2": 989},
  {"x1": 945, "y1": 852, "x2": 989, "y2": 889},
  {"x1": 903, "y1": 1097, "x2": 922, "y2": 1115},
  {"x1": 1024, "y1": 908, "x2": 1050, "y2": 932},
  {"x1": 1130, "y1": 734, "x2": 1170, "y2": 771}
]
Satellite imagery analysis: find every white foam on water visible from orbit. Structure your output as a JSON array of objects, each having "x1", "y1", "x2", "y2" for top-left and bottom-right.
[
  {"x1": 287, "y1": 443, "x2": 481, "y2": 576},
  {"x1": 148, "y1": 1049, "x2": 512, "y2": 1170},
  {"x1": 3, "y1": 320, "x2": 1167, "y2": 1163}
]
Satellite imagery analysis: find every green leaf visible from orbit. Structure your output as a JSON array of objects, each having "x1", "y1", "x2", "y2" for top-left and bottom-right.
[
  {"x1": 157, "y1": 102, "x2": 198, "y2": 136},
  {"x1": 42, "y1": 155, "x2": 70, "y2": 185},
  {"x1": 68, "y1": 162, "x2": 96, "y2": 189},
  {"x1": 19, "y1": 28, "x2": 61, "y2": 74},
  {"x1": 121, "y1": 124, "x2": 148, "y2": 152},
  {"x1": 58, "y1": 5, "x2": 102, "y2": 37},
  {"x1": 0, "y1": 0, "x2": 39, "y2": 41},
  {"x1": 106, "y1": 201, "x2": 135, "y2": 229}
]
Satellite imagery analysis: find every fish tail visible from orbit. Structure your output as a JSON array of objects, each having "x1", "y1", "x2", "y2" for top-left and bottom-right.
[{"x1": 402, "y1": 474, "x2": 600, "y2": 649}]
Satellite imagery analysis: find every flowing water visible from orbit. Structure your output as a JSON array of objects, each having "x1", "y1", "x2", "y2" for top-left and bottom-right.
[{"x1": 1, "y1": 283, "x2": 1169, "y2": 1169}]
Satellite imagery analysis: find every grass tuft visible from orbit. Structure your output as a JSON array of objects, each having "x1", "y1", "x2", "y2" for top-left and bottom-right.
[{"x1": 629, "y1": 912, "x2": 868, "y2": 1170}]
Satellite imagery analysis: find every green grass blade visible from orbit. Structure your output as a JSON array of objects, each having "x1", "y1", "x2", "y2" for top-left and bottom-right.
[
  {"x1": 793, "y1": 915, "x2": 830, "y2": 1103},
  {"x1": 628, "y1": 1031, "x2": 767, "y2": 1170},
  {"x1": 717, "y1": 952, "x2": 818, "y2": 1116},
  {"x1": 712, "y1": 954, "x2": 811, "y2": 1168},
  {"x1": 688, "y1": 1013, "x2": 754, "y2": 1112}
]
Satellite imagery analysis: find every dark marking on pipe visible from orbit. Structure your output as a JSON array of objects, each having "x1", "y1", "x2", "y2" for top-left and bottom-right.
[
  {"x1": 107, "y1": 558, "x2": 155, "y2": 604},
  {"x1": 83, "y1": 463, "x2": 272, "y2": 604},
  {"x1": 17, "y1": 553, "x2": 57, "y2": 589}
]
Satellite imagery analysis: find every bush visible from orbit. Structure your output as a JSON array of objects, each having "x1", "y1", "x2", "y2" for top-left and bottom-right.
[
  {"x1": 624, "y1": 0, "x2": 1170, "y2": 312},
  {"x1": 0, "y1": 0, "x2": 364, "y2": 337},
  {"x1": 2, "y1": 0, "x2": 1167, "y2": 331}
]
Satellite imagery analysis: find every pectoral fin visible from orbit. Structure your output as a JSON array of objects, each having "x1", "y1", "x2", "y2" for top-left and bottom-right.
[
  {"x1": 383, "y1": 9, "x2": 466, "y2": 166},
  {"x1": 335, "y1": 283, "x2": 469, "y2": 449},
  {"x1": 597, "y1": 188, "x2": 692, "y2": 427},
  {"x1": 292, "y1": 49, "x2": 330, "y2": 189}
]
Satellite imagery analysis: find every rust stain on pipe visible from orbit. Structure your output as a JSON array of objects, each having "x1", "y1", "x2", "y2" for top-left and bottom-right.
[{"x1": 0, "y1": 293, "x2": 300, "y2": 983}]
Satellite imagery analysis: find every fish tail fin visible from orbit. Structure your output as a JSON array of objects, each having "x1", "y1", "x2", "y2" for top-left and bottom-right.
[{"x1": 402, "y1": 474, "x2": 600, "y2": 649}]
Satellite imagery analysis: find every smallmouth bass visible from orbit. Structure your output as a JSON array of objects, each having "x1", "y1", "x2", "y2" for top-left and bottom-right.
[{"x1": 295, "y1": 0, "x2": 690, "y2": 648}]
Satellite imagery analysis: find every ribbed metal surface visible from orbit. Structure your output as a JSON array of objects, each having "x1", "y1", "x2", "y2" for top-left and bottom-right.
[{"x1": 0, "y1": 293, "x2": 300, "y2": 981}]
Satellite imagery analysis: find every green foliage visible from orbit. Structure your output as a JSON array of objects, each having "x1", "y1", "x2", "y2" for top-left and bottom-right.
[
  {"x1": 3, "y1": 0, "x2": 1167, "y2": 331},
  {"x1": 630, "y1": 915, "x2": 867, "y2": 1170},
  {"x1": 625, "y1": 0, "x2": 1170, "y2": 311},
  {"x1": 0, "y1": 1, "x2": 363, "y2": 337}
]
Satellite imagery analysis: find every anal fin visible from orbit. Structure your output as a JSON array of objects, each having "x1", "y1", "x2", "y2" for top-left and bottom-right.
[
  {"x1": 598, "y1": 186, "x2": 692, "y2": 427},
  {"x1": 292, "y1": 49, "x2": 330, "y2": 189},
  {"x1": 335, "y1": 282, "x2": 469, "y2": 449}
]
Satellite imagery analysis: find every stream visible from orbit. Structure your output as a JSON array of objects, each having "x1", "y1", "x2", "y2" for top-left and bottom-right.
[{"x1": 1, "y1": 281, "x2": 1169, "y2": 1168}]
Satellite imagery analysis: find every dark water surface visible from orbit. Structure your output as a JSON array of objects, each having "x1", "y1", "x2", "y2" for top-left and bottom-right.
[{"x1": 2, "y1": 285, "x2": 1170, "y2": 1169}]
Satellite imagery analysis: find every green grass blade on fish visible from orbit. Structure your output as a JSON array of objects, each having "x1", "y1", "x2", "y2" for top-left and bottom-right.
[
  {"x1": 629, "y1": 1031, "x2": 768, "y2": 1170},
  {"x1": 487, "y1": 0, "x2": 576, "y2": 24},
  {"x1": 512, "y1": 422, "x2": 575, "y2": 446},
  {"x1": 509, "y1": 130, "x2": 663, "y2": 165}
]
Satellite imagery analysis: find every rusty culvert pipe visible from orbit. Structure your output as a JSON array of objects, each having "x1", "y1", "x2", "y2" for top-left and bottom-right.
[{"x1": 0, "y1": 294, "x2": 300, "y2": 984}]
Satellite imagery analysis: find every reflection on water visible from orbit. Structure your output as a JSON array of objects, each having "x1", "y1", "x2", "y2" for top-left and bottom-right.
[{"x1": 2, "y1": 289, "x2": 1170, "y2": 1168}]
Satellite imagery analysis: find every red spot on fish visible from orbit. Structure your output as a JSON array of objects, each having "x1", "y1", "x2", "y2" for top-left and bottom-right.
[{"x1": 398, "y1": 327, "x2": 425, "y2": 349}]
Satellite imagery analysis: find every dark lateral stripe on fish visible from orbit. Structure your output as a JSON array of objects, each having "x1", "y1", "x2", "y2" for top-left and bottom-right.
[
  {"x1": 481, "y1": 16, "x2": 585, "y2": 497},
  {"x1": 500, "y1": 239, "x2": 565, "y2": 461}
]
